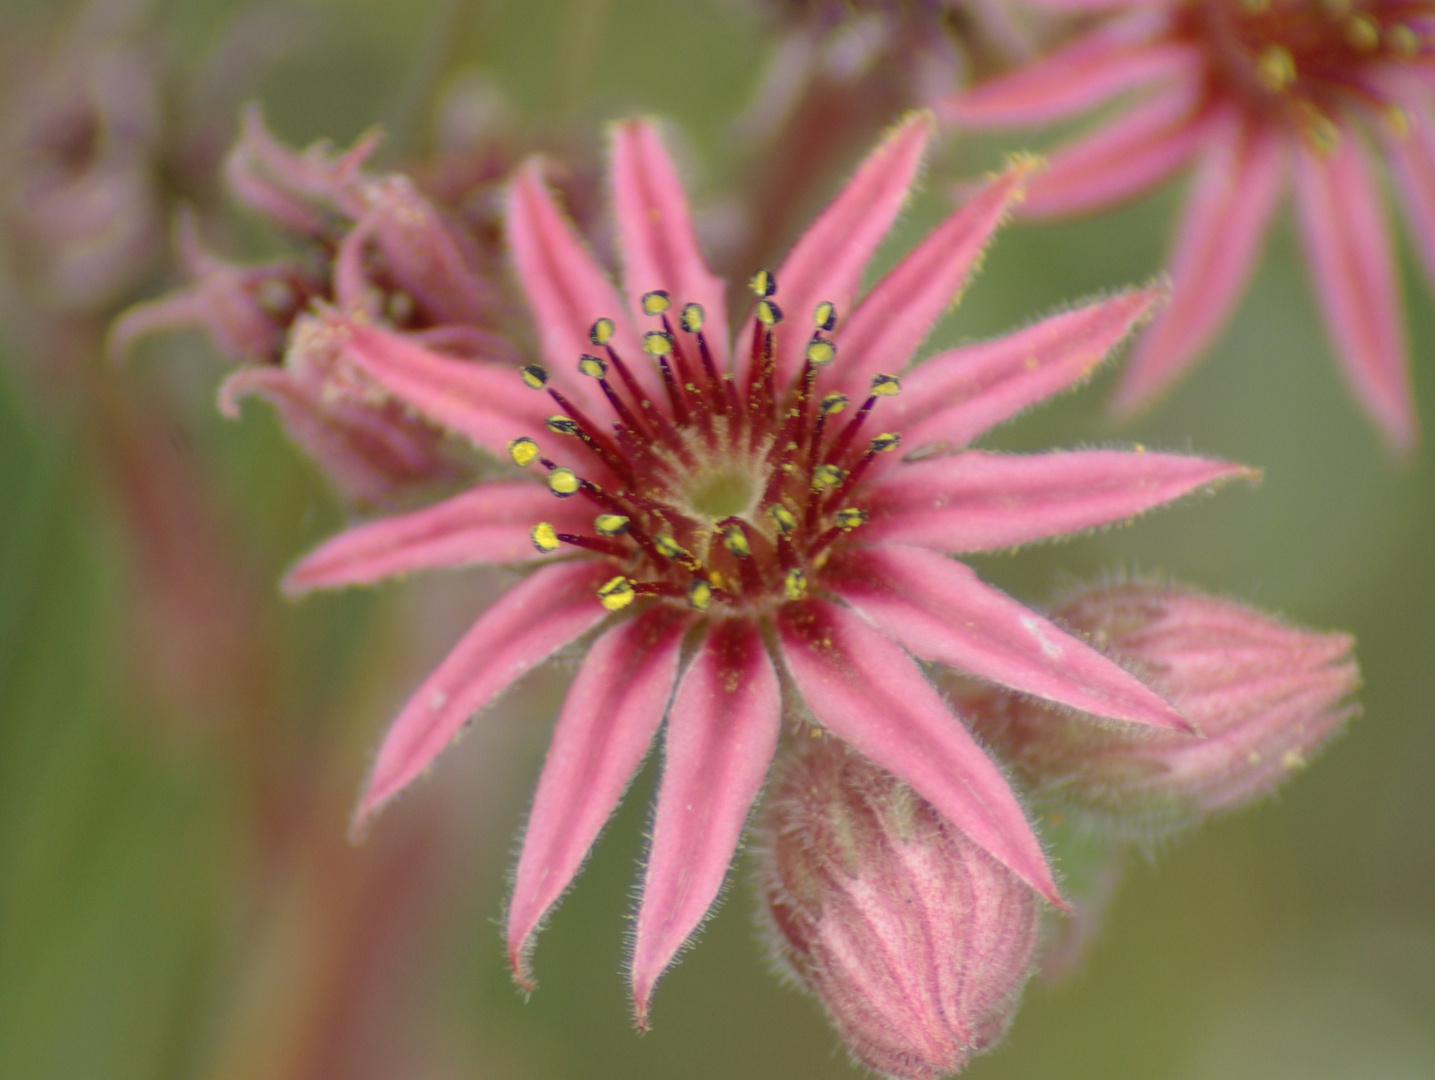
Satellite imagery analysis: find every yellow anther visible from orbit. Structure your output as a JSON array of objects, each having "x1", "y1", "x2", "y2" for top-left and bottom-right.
[
  {"x1": 870, "y1": 373, "x2": 902, "y2": 397},
  {"x1": 681, "y1": 303, "x2": 705, "y2": 333},
  {"x1": 870, "y1": 432, "x2": 901, "y2": 453},
  {"x1": 597, "y1": 576, "x2": 636, "y2": 611},
  {"x1": 654, "y1": 533, "x2": 690, "y2": 561},
  {"x1": 508, "y1": 436, "x2": 540, "y2": 467},
  {"x1": 1256, "y1": 45, "x2": 1296, "y2": 92},
  {"x1": 813, "y1": 300, "x2": 837, "y2": 332},
  {"x1": 531, "y1": 522, "x2": 560, "y2": 553},
  {"x1": 594, "y1": 513, "x2": 630, "y2": 536},
  {"x1": 688, "y1": 578, "x2": 712, "y2": 611},
  {"x1": 756, "y1": 298, "x2": 784, "y2": 326},
  {"x1": 749, "y1": 269, "x2": 776, "y2": 297},
  {"x1": 546, "y1": 415, "x2": 579, "y2": 435},
  {"x1": 548, "y1": 468, "x2": 581, "y2": 497},
  {"x1": 784, "y1": 567, "x2": 808, "y2": 601},
  {"x1": 520, "y1": 364, "x2": 549, "y2": 389},
  {"x1": 805, "y1": 338, "x2": 837, "y2": 367},
  {"x1": 1387, "y1": 104, "x2": 1411, "y2": 139},
  {"x1": 641, "y1": 290, "x2": 672, "y2": 315},
  {"x1": 813, "y1": 464, "x2": 846, "y2": 491},
  {"x1": 1299, "y1": 104, "x2": 1341, "y2": 154},
  {"x1": 1389, "y1": 24, "x2": 1419, "y2": 57},
  {"x1": 1239, "y1": 0, "x2": 1268, "y2": 12},
  {"x1": 722, "y1": 525, "x2": 752, "y2": 558},
  {"x1": 643, "y1": 331, "x2": 674, "y2": 357},
  {"x1": 835, "y1": 507, "x2": 868, "y2": 530},
  {"x1": 589, "y1": 317, "x2": 615, "y2": 347},
  {"x1": 578, "y1": 353, "x2": 608, "y2": 378},
  {"x1": 770, "y1": 503, "x2": 798, "y2": 535},
  {"x1": 819, "y1": 392, "x2": 849, "y2": 415},
  {"x1": 1345, "y1": 13, "x2": 1379, "y2": 50}
]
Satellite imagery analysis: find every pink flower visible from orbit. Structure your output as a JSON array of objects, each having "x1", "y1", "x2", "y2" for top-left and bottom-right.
[
  {"x1": 945, "y1": 0, "x2": 1435, "y2": 453},
  {"x1": 287, "y1": 112, "x2": 1251, "y2": 1022},
  {"x1": 957, "y1": 580, "x2": 1360, "y2": 837},
  {"x1": 758, "y1": 734, "x2": 1041, "y2": 1079}
]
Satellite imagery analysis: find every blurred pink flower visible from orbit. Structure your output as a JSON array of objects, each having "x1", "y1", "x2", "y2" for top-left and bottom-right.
[
  {"x1": 287, "y1": 112, "x2": 1251, "y2": 1022},
  {"x1": 959, "y1": 580, "x2": 1360, "y2": 837},
  {"x1": 758, "y1": 735, "x2": 1040, "y2": 1079},
  {"x1": 945, "y1": 0, "x2": 1435, "y2": 453}
]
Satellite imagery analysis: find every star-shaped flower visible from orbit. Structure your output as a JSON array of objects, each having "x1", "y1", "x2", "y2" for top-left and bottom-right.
[{"x1": 287, "y1": 112, "x2": 1249, "y2": 1022}]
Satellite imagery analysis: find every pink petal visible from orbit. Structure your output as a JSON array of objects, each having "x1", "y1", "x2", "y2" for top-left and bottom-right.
[
  {"x1": 834, "y1": 158, "x2": 1034, "y2": 395},
  {"x1": 612, "y1": 120, "x2": 729, "y2": 372},
  {"x1": 630, "y1": 617, "x2": 780, "y2": 1026},
  {"x1": 1295, "y1": 132, "x2": 1417, "y2": 453},
  {"x1": 283, "y1": 481, "x2": 588, "y2": 595},
  {"x1": 941, "y1": 17, "x2": 1197, "y2": 129},
  {"x1": 892, "y1": 288, "x2": 1164, "y2": 456},
  {"x1": 508, "y1": 607, "x2": 690, "y2": 989},
  {"x1": 742, "y1": 112, "x2": 933, "y2": 385},
  {"x1": 776, "y1": 598, "x2": 1061, "y2": 904},
  {"x1": 866, "y1": 448, "x2": 1252, "y2": 552},
  {"x1": 353, "y1": 560, "x2": 612, "y2": 829},
  {"x1": 826, "y1": 544, "x2": 1191, "y2": 734},
  {"x1": 1020, "y1": 90, "x2": 1207, "y2": 219},
  {"x1": 508, "y1": 161, "x2": 651, "y2": 399},
  {"x1": 1115, "y1": 111, "x2": 1286, "y2": 415},
  {"x1": 339, "y1": 320, "x2": 549, "y2": 456},
  {"x1": 1381, "y1": 86, "x2": 1435, "y2": 293}
]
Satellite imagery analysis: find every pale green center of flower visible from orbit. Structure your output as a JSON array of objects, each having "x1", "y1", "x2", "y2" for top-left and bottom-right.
[{"x1": 685, "y1": 465, "x2": 760, "y2": 521}]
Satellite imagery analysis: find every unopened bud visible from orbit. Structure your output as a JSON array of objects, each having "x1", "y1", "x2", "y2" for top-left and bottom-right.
[
  {"x1": 758, "y1": 737, "x2": 1039, "y2": 1079},
  {"x1": 960, "y1": 583, "x2": 1360, "y2": 837}
]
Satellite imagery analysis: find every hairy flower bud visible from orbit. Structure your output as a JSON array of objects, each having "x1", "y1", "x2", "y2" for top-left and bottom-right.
[
  {"x1": 758, "y1": 736, "x2": 1040, "y2": 1079},
  {"x1": 960, "y1": 583, "x2": 1360, "y2": 837}
]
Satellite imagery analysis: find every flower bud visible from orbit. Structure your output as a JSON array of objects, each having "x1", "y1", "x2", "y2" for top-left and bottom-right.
[
  {"x1": 758, "y1": 736, "x2": 1039, "y2": 1079},
  {"x1": 960, "y1": 583, "x2": 1360, "y2": 837}
]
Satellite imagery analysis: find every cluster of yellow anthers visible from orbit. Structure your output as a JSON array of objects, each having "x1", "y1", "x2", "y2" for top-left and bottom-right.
[{"x1": 505, "y1": 271, "x2": 905, "y2": 614}]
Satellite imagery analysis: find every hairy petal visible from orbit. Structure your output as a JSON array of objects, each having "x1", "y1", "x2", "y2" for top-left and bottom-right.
[
  {"x1": 631, "y1": 618, "x2": 780, "y2": 1026},
  {"x1": 1021, "y1": 90, "x2": 1207, "y2": 219},
  {"x1": 826, "y1": 545, "x2": 1191, "y2": 732},
  {"x1": 1115, "y1": 111, "x2": 1286, "y2": 415},
  {"x1": 508, "y1": 161, "x2": 651, "y2": 400},
  {"x1": 1295, "y1": 133, "x2": 1417, "y2": 453},
  {"x1": 835, "y1": 158, "x2": 1033, "y2": 394},
  {"x1": 508, "y1": 607, "x2": 690, "y2": 989},
  {"x1": 613, "y1": 120, "x2": 729, "y2": 372},
  {"x1": 777, "y1": 599, "x2": 1061, "y2": 904},
  {"x1": 867, "y1": 448, "x2": 1252, "y2": 552},
  {"x1": 283, "y1": 482, "x2": 586, "y2": 594},
  {"x1": 942, "y1": 17, "x2": 1196, "y2": 128},
  {"x1": 339, "y1": 320, "x2": 549, "y2": 454},
  {"x1": 743, "y1": 112, "x2": 933, "y2": 384},
  {"x1": 892, "y1": 288, "x2": 1164, "y2": 456},
  {"x1": 353, "y1": 561, "x2": 612, "y2": 828}
]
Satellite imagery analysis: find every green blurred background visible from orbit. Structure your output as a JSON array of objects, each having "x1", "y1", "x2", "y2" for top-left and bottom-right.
[{"x1": 2, "y1": 1, "x2": 1433, "y2": 1077}]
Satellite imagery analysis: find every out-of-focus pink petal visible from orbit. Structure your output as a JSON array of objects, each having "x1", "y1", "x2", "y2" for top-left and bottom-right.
[
  {"x1": 834, "y1": 158, "x2": 1033, "y2": 395},
  {"x1": 508, "y1": 161, "x2": 649, "y2": 401},
  {"x1": 630, "y1": 618, "x2": 780, "y2": 1026},
  {"x1": 509, "y1": 607, "x2": 690, "y2": 990},
  {"x1": 1021, "y1": 90, "x2": 1207, "y2": 219},
  {"x1": 866, "y1": 448, "x2": 1252, "y2": 552},
  {"x1": 339, "y1": 320, "x2": 549, "y2": 455},
  {"x1": 826, "y1": 545, "x2": 1192, "y2": 734},
  {"x1": 1385, "y1": 101, "x2": 1435, "y2": 291},
  {"x1": 941, "y1": 17, "x2": 1196, "y2": 129},
  {"x1": 1294, "y1": 133, "x2": 1416, "y2": 453},
  {"x1": 612, "y1": 120, "x2": 729, "y2": 372},
  {"x1": 1115, "y1": 111, "x2": 1286, "y2": 415},
  {"x1": 742, "y1": 112, "x2": 933, "y2": 385},
  {"x1": 892, "y1": 288, "x2": 1164, "y2": 456},
  {"x1": 354, "y1": 561, "x2": 612, "y2": 829},
  {"x1": 776, "y1": 598, "x2": 1061, "y2": 905},
  {"x1": 283, "y1": 482, "x2": 587, "y2": 595}
]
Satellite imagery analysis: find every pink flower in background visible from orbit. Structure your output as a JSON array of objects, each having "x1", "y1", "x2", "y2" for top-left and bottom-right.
[
  {"x1": 286, "y1": 112, "x2": 1252, "y2": 1022},
  {"x1": 946, "y1": 0, "x2": 1435, "y2": 453}
]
